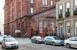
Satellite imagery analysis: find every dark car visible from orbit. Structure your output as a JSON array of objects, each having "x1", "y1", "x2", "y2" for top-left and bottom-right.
[{"x1": 31, "y1": 36, "x2": 44, "y2": 44}]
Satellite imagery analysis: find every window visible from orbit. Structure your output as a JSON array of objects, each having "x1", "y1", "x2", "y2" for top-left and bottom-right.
[
  {"x1": 66, "y1": 22, "x2": 71, "y2": 37},
  {"x1": 39, "y1": 21, "x2": 43, "y2": 33},
  {"x1": 58, "y1": 5, "x2": 63, "y2": 19},
  {"x1": 60, "y1": 26, "x2": 64, "y2": 35},
  {"x1": 51, "y1": 1, "x2": 53, "y2": 5},
  {"x1": 66, "y1": 26, "x2": 70, "y2": 38},
  {"x1": 75, "y1": 37, "x2": 77, "y2": 41},
  {"x1": 65, "y1": 2, "x2": 70, "y2": 17},
  {"x1": 74, "y1": 0, "x2": 77, "y2": 15},
  {"x1": 66, "y1": 2, "x2": 70, "y2": 9},
  {"x1": 52, "y1": 22, "x2": 54, "y2": 31},
  {"x1": 46, "y1": 37, "x2": 53, "y2": 40},
  {"x1": 75, "y1": 21, "x2": 77, "y2": 35},
  {"x1": 38, "y1": 17, "x2": 43, "y2": 33},
  {"x1": 59, "y1": 5, "x2": 63, "y2": 14},
  {"x1": 42, "y1": 0, "x2": 48, "y2": 6},
  {"x1": 66, "y1": 22, "x2": 70, "y2": 33},
  {"x1": 54, "y1": 37, "x2": 60, "y2": 40},
  {"x1": 66, "y1": 26, "x2": 70, "y2": 33},
  {"x1": 30, "y1": 7, "x2": 34, "y2": 14},
  {"x1": 69, "y1": 37, "x2": 76, "y2": 41},
  {"x1": 30, "y1": 0, "x2": 33, "y2": 3}
]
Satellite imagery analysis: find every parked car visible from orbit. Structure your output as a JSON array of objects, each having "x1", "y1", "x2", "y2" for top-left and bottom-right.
[
  {"x1": 31, "y1": 36, "x2": 44, "y2": 44},
  {"x1": 0, "y1": 35, "x2": 4, "y2": 44},
  {"x1": 2, "y1": 37, "x2": 19, "y2": 49},
  {"x1": 64, "y1": 37, "x2": 77, "y2": 48},
  {"x1": 0, "y1": 35, "x2": 8, "y2": 44},
  {"x1": 44, "y1": 36, "x2": 64, "y2": 46}
]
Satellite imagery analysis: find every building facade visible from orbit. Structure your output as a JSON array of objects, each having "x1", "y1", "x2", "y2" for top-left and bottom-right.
[
  {"x1": 4, "y1": 0, "x2": 58, "y2": 37},
  {"x1": 56, "y1": 0, "x2": 77, "y2": 39}
]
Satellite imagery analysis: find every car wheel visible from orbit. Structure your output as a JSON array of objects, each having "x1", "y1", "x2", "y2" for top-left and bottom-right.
[
  {"x1": 2, "y1": 45, "x2": 5, "y2": 49},
  {"x1": 2, "y1": 45, "x2": 7, "y2": 50},
  {"x1": 65, "y1": 43, "x2": 71, "y2": 48},
  {"x1": 52, "y1": 42, "x2": 56, "y2": 46},
  {"x1": 2, "y1": 46, "x2": 4, "y2": 49}
]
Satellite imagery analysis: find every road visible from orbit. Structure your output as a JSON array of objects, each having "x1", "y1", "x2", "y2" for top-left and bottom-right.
[{"x1": 0, "y1": 38, "x2": 76, "y2": 50}]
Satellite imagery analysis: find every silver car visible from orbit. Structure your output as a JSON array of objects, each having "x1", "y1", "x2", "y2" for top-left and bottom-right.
[
  {"x1": 0, "y1": 35, "x2": 4, "y2": 44},
  {"x1": 0, "y1": 35, "x2": 8, "y2": 44},
  {"x1": 64, "y1": 37, "x2": 77, "y2": 48},
  {"x1": 2, "y1": 37, "x2": 19, "y2": 49},
  {"x1": 44, "y1": 36, "x2": 64, "y2": 46}
]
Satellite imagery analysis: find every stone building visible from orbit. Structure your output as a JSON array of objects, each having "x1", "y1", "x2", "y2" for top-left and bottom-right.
[
  {"x1": 56, "y1": 0, "x2": 77, "y2": 39},
  {"x1": 4, "y1": 0, "x2": 58, "y2": 37}
]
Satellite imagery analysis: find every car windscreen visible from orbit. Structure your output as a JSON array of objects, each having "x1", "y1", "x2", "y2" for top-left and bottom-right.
[
  {"x1": 0, "y1": 36, "x2": 3, "y2": 38},
  {"x1": 5, "y1": 38, "x2": 16, "y2": 42},
  {"x1": 54, "y1": 37, "x2": 60, "y2": 40}
]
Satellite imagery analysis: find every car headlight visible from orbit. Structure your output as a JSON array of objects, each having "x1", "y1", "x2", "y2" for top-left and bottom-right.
[{"x1": 5, "y1": 43, "x2": 11, "y2": 46}]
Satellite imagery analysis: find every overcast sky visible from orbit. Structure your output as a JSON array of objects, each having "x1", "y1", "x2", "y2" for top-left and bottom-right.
[{"x1": 0, "y1": 0, "x2": 5, "y2": 33}]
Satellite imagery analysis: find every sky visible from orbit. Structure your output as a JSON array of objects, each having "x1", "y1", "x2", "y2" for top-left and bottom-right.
[{"x1": 0, "y1": 0, "x2": 5, "y2": 33}]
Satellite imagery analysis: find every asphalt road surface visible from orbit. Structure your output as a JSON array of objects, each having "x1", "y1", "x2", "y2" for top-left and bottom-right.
[{"x1": 0, "y1": 38, "x2": 76, "y2": 50}]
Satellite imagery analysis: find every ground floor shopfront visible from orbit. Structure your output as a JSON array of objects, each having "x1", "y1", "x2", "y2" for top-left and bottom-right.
[{"x1": 57, "y1": 17, "x2": 77, "y2": 39}]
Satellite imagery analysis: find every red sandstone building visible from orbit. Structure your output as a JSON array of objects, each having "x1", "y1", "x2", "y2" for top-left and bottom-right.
[{"x1": 4, "y1": 0, "x2": 59, "y2": 37}]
